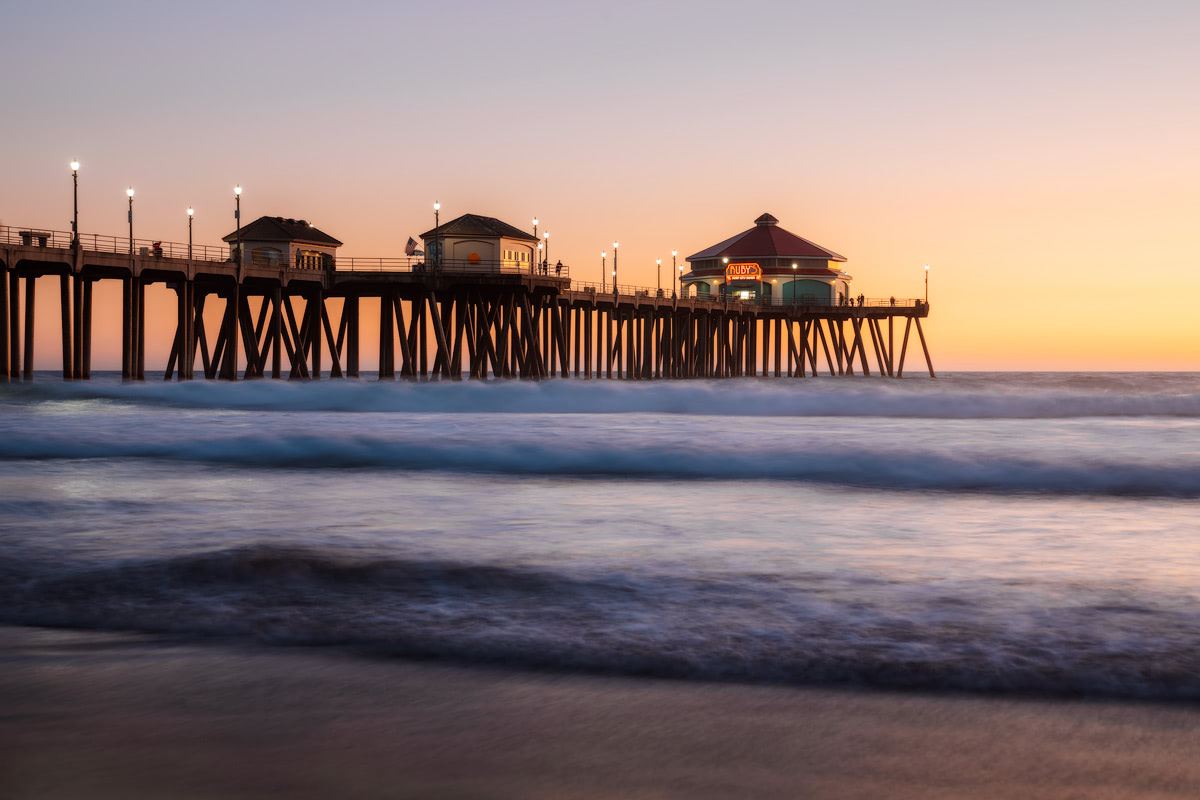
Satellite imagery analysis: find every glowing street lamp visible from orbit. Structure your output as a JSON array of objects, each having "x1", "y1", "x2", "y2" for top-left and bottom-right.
[
  {"x1": 187, "y1": 207, "x2": 194, "y2": 259},
  {"x1": 925, "y1": 264, "x2": 930, "y2": 303},
  {"x1": 234, "y1": 185, "x2": 242, "y2": 266},
  {"x1": 612, "y1": 242, "x2": 619, "y2": 295},
  {"x1": 433, "y1": 201, "x2": 440, "y2": 268},
  {"x1": 601, "y1": 251, "x2": 606, "y2": 292},
  {"x1": 532, "y1": 217, "x2": 539, "y2": 273},
  {"x1": 671, "y1": 250, "x2": 677, "y2": 297},
  {"x1": 543, "y1": 231, "x2": 550, "y2": 271},
  {"x1": 70, "y1": 160, "x2": 80, "y2": 247},
  {"x1": 126, "y1": 187, "x2": 135, "y2": 256},
  {"x1": 792, "y1": 263, "x2": 797, "y2": 305}
]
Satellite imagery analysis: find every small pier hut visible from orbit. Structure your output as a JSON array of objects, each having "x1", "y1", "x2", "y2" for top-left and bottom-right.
[
  {"x1": 683, "y1": 213, "x2": 853, "y2": 304},
  {"x1": 421, "y1": 213, "x2": 539, "y2": 271},
  {"x1": 223, "y1": 216, "x2": 343, "y2": 270}
]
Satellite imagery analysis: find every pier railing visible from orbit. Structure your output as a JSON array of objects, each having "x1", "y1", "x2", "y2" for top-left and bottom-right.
[
  {"x1": 2, "y1": 224, "x2": 920, "y2": 309},
  {"x1": 567, "y1": 279, "x2": 922, "y2": 309},
  {"x1": 1, "y1": 224, "x2": 230, "y2": 261},
  {"x1": 333, "y1": 255, "x2": 570, "y2": 279}
]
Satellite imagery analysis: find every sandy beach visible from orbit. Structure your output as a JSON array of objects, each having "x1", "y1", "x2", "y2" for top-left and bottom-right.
[{"x1": 0, "y1": 625, "x2": 1197, "y2": 799}]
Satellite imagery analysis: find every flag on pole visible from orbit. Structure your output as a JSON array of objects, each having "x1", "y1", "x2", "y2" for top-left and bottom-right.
[{"x1": 405, "y1": 236, "x2": 420, "y2": 256}]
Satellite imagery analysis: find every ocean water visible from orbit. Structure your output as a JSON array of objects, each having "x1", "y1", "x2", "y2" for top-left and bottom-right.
[{"x1": 2, "y1": 372, "x2": 1199, "y2": 700}]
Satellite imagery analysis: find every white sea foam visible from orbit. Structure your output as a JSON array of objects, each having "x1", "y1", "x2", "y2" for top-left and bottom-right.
[
  {"x1": 5, "y1": 372, "x2": 1200, "y2": 418},
  {"x1": 1, "y1": 424, "x2": 1197, "y2": 495}
]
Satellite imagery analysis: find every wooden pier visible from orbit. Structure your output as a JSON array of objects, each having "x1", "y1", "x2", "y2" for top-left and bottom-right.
[{"x1": 0, "y1": 225, "x2": 934, "y2": 382}]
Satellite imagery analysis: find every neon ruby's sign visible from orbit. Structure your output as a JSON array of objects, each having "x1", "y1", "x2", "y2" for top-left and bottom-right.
[{"x1": 725, "y1": 262, "x2": 762, "y2": 281}]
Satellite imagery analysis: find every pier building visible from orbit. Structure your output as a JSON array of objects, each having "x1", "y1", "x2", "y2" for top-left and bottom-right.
[
  {"x1": 223, "y1": 216, "x2": 342, "y2": 270},
  {"x1": 684, "y1": 214, "x2": 853, "y2": 304},
  {"x1": 421, "y1": 214, "x2": 538, "y2": 272}
]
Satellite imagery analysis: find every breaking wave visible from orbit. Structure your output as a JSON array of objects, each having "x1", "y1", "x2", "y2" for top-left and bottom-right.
[
  {"x1": 4, "y1": 545, "x2": 1200, "y2": 701},
  {"x1": 1, "y1": 426, "x2": 1198, "y2": 496},
  {"x1": 4, "y1": 372, "x2": 1200, "y2": 418}
]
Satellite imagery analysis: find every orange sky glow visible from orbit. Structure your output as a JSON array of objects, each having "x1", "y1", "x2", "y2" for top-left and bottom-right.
[{"x1": 2, "y1": 1, "x2": 1197, "y2": 372}]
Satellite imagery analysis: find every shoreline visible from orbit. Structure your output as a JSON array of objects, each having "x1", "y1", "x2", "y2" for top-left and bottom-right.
[{"x1": 3, "y1": 625, "x2": 1199, "y2": 798}]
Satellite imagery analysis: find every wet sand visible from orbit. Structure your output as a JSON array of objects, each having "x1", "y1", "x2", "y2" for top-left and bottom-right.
[{"x1": 1, "y1": 625, "x2": 1198, "y2": 799}]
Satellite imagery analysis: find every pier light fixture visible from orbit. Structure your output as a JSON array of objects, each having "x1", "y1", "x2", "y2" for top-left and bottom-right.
[
  {"x1": 656, "y1": 258, "x2": 662, "y2": 292},
  {"x1": 187, "y1": 207, "x2": 194, "y2": 259},
  {"x1": 532, "y1": 217, "x2": 538, "y2": 250},
  {"x1": 234, "y1": 185, "x2": 242, "y2": 267},
  {"x1": 601, "y1": 251, "x2": 606, "y2": 291},
  {"x1": 432, "y1": 202, "x2": 441, "y2": 268},
  {"x1": 924, "y1": 264, "x2": 930, "y2": 303},
  {"x1": 612, "y1": 242, "x2": 619, "y2": 293},
  {"x1": 126, "y1": 187, "x2": 134, "y2": 257},
  {"x1": 543, "y1": 231, "x2": 550, "y2": 269},
  {"x1": 70, "y1": 160, "x2": 80, "y2": 246}
]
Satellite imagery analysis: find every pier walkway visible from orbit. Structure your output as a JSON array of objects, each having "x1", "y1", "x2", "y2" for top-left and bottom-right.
[{"x1": 0, "y1": 225, "x2": 934, "y2": 381}]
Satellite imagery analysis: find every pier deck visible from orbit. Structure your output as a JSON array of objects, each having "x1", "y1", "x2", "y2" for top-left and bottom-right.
[{"x1": 1, "y1": 225, "x2": 933, "y2": 381}]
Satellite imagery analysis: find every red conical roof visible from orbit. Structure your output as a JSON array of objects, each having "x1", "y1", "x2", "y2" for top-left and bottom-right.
[{"x1": 687, "y1": 214, "x2": 845, "y2": 262}]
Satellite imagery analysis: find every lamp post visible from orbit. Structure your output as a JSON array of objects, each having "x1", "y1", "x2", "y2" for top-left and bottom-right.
[
  {"x1": 532, "y1": 217, "x2": 538, "y2": 274},
  {"x1": 187, "y1": 207, "x2": 194, "y2": 259},
  {"x1": 126, "y1": 187, "x2": 134, "y2": 256},
  {"x1": 656, "y1": 258, "x2": 662, "y2": 294},
  {"x1": 538, "y1": 242, "x2": 544, "y2": 272},
  {"x1": 924, "y1": 264, "x2": 929, "y2": 303},
  {"x1": 234, "y1": 185, "x2": 242, "y2": 266},
  {"x1": 601, "y1": 251, "x2": 606, "y2": 292},
  {"x1": 671, "y1": 250, "x2": 677, "y2": 297},
  {"x1": 70, "y1": 160, "x2": 80, "y2": 248},
  {"x1": 612, "y1": 242, "x2": 619, "y2": 295},
  {"x1": 791, "y1": 263, "x2": 797, "y2": 305},
  {"x1": 544, "y1": 232, "x2": 550, "y2": 271},
  {"x1": 433, "y1": 201, "x2": 440, "y2": 269}
]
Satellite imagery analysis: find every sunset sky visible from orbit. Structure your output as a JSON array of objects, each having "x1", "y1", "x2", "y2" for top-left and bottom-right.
[{"x1": 2, "y1": 0, "x2": 1197, "y2": 371}]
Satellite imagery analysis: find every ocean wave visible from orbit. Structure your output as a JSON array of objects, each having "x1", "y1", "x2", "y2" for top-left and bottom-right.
[
  {"x1": 4, "y1": 545, "x2": 1200, "y2": 701},
  {"x1": 1, "y1": 428, "x2": 1197, "y2": 496},
  {"x1": 4, "y1": 374, "x2": 1200, "y2": 418}
]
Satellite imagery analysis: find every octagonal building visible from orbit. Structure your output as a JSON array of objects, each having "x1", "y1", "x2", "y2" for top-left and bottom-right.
[{"x1": 683, "y1": 213, "x2": 853, "y2": 305}]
